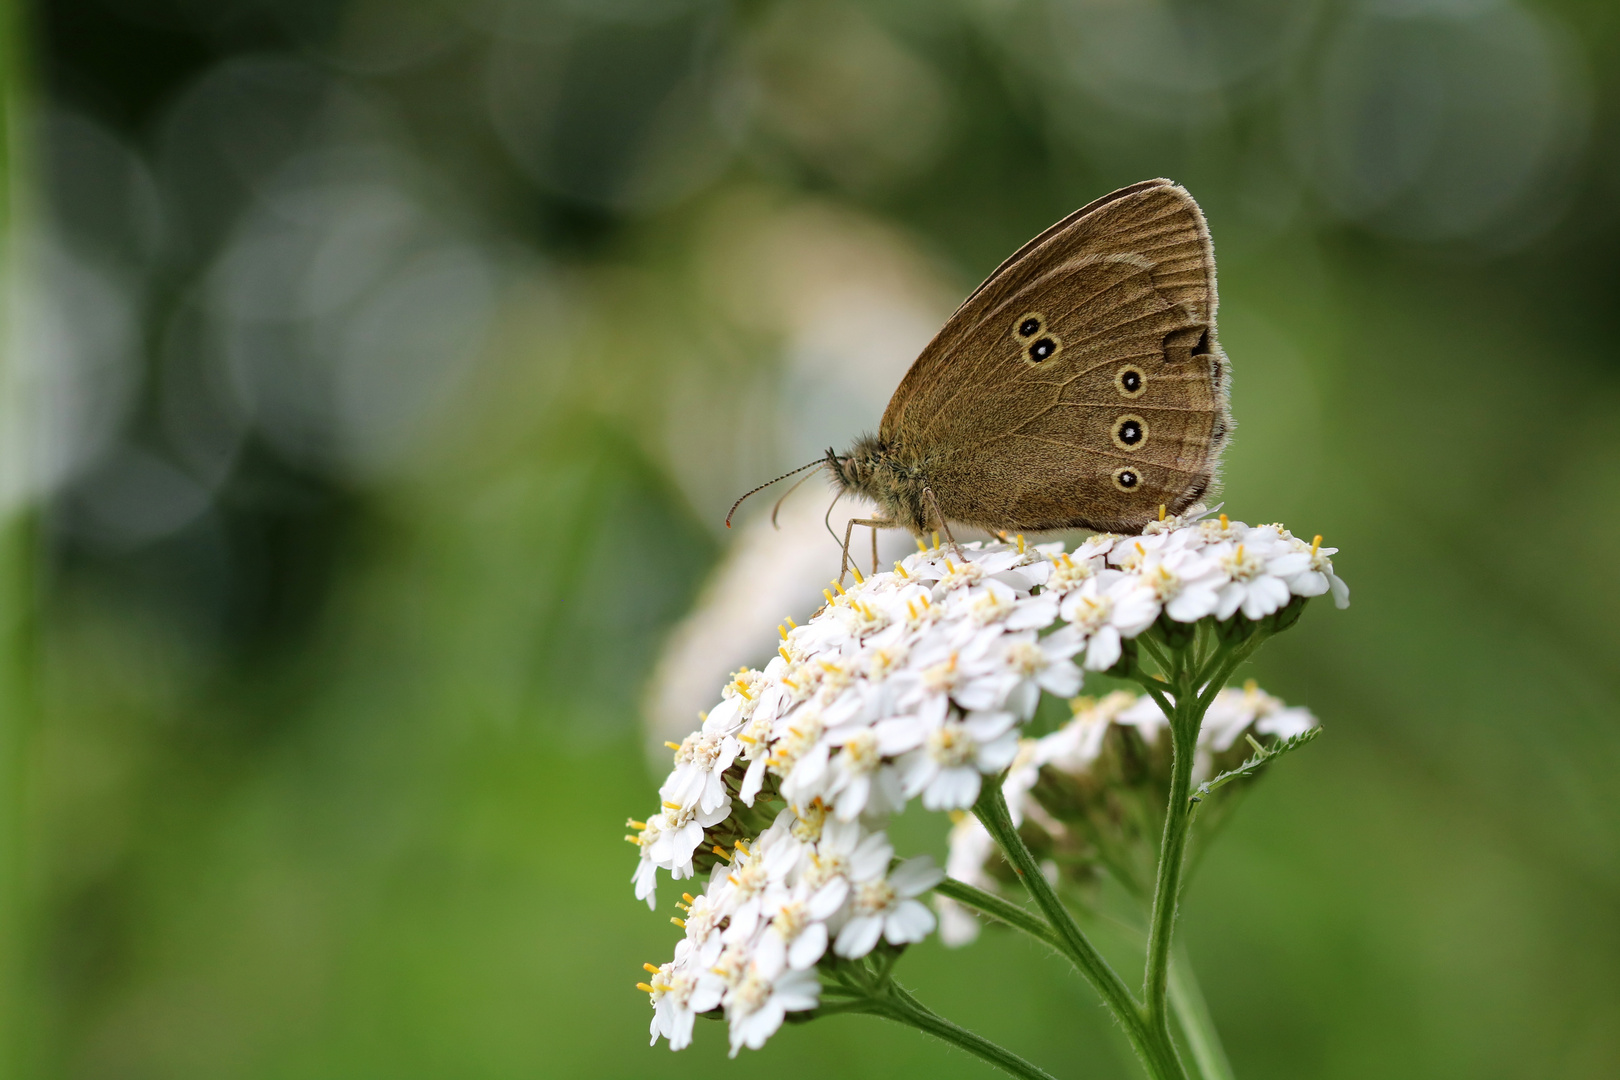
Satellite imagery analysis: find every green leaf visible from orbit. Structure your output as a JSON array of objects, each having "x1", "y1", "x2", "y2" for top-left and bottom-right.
[{"x1": 1190, "y1": 727, "x2": 1323, "y2": 805}]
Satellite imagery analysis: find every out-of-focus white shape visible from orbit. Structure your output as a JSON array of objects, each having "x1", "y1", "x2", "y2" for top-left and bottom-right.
[
  {"x1": 741, "y1": 2, "x2": 947, "y2": 192},
  {"x1": 483, "y1": 2, "x2": 744, "y2": 212},
  {"x1": 648, "y1": 196, "x2": 956, "y2": 755},
  {"x1": 1043, "y1": 0, "x2": 1318, "y2": 121},
  {"x1": 777, "y1": 282, "x2": 946, "y2": 471},
  {"x1": 210, "y1": 147, "x2": 497, "y2": 476},
  {"x1": 4, "y1": 240, "x2": 141, "y2": 506},
  {"x1": 157, "y1": 295, "x2": 251, "y2": 493},
  {"x1": 45, "y1": 106, "x2": 252, "y2": 516},
  {"x1": 2, "y1": 112, "x2": 160, "y2": 514},
  {"x1": 1296, "y1": 0, "x2": 1588, "y2": 244},
  {"x1": 43, "y1": 109, "x2": 164, "y2": 271},
  {"x1": 644, "y1": 489, "x2": 914, "y2": 752},
  {"x1": 154, "y1": 56, "x2": 354, "y2": 258},
  {"x1": 324, "y1": 0, "x2": 469, "y2": 75},
  {"x1": 672, "y1": 194, "x2": 955, "y2": 521},
  {"x1": 65, "y1": 443, "x2": 214, "y2": 548},
  {"x1": 335, "y1": 245, "x2": 495, "y2": 470}
]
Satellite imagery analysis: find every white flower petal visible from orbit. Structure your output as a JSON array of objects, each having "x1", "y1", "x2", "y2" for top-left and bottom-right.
[
  {"x1": 1083, "y1": 626, "x2": 1121, "y2": 671},
  {"x1": 939, "y1": 897, "x2": 982, "y2": 946},
  {"x1": 962, "y1": 710, "x2": 1016, "y2": 740},
  {"x1": 1330, "y1": 574, "x2": 1350, "y2": 608},
  {"x1": 1037, "y1": 659, "x2": 1082, "y2": 697},
  {"x1": 885, "y1": 898, "x2": 938, "y2": 944},
  {"x1": 739, "y1": 757, "x2": 767, "y2": 806},
  {"x1": 898, "y1": 748, "x2": 939, "y2": 798},
  {"x1": 788, "y1": 922, "x2": 828, "y2": 969},
  {"x1": 924, "y1": 766, "x2": 982, "y2": 810},
  {"x1": 834, "y1": 914, "x2": 885, "y2": 958},
  {"x1": 888, "y1": 855, "x2": 945, "y2": 896},
  {"x1": 808, "y1": 879, "x2": 847, "y2": 919},
  {"x1": 976, "y1": 729, "x2": 1021, "y2": 772},
  {"x1": 849, "y1": 832, "x2": 896, "y2": 881}
]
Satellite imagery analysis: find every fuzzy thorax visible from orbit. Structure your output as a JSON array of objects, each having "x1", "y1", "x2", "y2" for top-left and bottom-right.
[{"x1": 828, "y1": 435, "x2": 933, "y2": 535}]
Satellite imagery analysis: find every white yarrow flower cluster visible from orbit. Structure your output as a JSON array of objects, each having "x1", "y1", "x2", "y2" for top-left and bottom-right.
[
  {"x1": 938, "y1": 684, "x2": 1320, "y2": 945},
  {"x1": 631, "y1": 506, "x2": 1346, "y2": 1052},
  {"x1": 639, "y1": 806, "x2": 941, "y2": 1055}
]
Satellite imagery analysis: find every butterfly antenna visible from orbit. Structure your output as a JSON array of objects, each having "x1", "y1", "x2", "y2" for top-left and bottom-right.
[
  {"x1": 769, "y1": 468, "x2": 823, "y2": 528},
  {"x1": 725, "y1": 458, "x2": 825, "y2": 529}
]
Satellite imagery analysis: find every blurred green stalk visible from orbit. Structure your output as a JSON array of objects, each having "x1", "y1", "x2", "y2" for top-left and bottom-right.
[
  {"x1": 0, "y1": 0, "x2": 36, "y2": 1072},
  {"x1": 1169, "y1": 948, "x2": 1235, "y2": 1080}
]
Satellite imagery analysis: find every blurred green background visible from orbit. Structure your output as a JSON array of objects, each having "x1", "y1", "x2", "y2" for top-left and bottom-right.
[{"x1": 2, "y1": 0, "x2": 1618, "y2": 1077}]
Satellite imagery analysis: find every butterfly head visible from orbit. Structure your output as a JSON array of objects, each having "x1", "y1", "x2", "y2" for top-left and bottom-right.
[
  {"x1": 826, "y1": 436, "x2": 884, "y2": 495},
  {"x1": 826, "y1": 436, "x2": 932, "y2": 534}
]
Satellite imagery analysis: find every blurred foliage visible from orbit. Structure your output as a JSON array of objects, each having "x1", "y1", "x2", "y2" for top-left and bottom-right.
[{"x1": 6, "y1": 0, "x2": 1620, "y2": 1077}]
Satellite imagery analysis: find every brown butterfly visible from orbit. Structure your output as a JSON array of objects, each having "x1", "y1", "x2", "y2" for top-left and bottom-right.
[{"x1": 729, "y1": 179, "x2": 1231, "y2": 568}]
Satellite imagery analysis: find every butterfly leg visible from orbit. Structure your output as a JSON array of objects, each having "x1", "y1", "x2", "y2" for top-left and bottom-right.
[
  {"x1": 840, "y1": 516, "x2": 894, "y2": 586},
  {"x1": 921, "y1": 487, "x2": 962, "y2": 557}
]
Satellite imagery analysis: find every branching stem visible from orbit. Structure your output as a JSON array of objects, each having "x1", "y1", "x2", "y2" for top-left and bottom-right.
[
  {"x1": 842, "y1": 621, "x2": 1277, "y2": 1079},
  {"x1": 935, "y1": 877, "x2": 1062, "y2": 951},
  {"x1": 939, "y1": 878, "x2": 1237, "y2": 1080},
  {"x1": 871, "y1": 983, "x2": 1063, "y2": 1080},
  {"x1": 829, "y1": 975, "x2": 1060, "y2": 1080},
  {"x1": 973, "y1": 781, "x2": 1187, "y2": 1079},
  {"x1": 1142, "y1": 691, "x2": 1197, "y2": 1053},
  {"x1": 1139, "y1": 627, "x2": 1269, "y2": 1073}
]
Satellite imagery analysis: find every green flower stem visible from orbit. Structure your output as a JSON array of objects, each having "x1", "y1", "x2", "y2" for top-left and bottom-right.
[
  {"x1": 1139, "y1": 629, "x2": 1269, "y2": 1069},
  {"x1": 936, "y1": 877, "x2": 1063, "y2": 951},
  {"x1": 972, "y1": 782, "x2": 1139, "y2": 1020},
  {"x1": 865, "y1": 982, "x2": 1063, "y2": 1080},
  {"x1": 1169, "y1": 946, "x2": 1235, "y2": 1080},
  {"x1": 937, "y1": 875, "x2": 1235, "y2": 1078},
  {"x1": 1133, "y1": 677, "x2": 1176, "y2": 723},
  {"x1": 1193, "y1": 633, "x2": 1266, "y2": 712},
  {"x1": 1138, "y1": 634, "x2": 1176, "y2": 681},
  {"x1": 973, "y1": 781, "x2": 1186, "y2": 1080},
  {"x1": 800, "y1": 998, "x2": 875, "y2": 1018},
  {"x1": 931, "y1": 620, "x2": 1280, "y2": 1080},
  {"x1": 1142, "y1": 696, "x2": 1198, "y2": 1053}
]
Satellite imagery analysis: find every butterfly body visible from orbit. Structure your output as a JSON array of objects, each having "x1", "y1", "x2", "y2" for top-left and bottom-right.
[
  {"x1": 826, "y1": 434, "x2": 936, "y2": 535},
  {"x1": 830, "y1": 178, "x2": 1232, "y2": 537}
]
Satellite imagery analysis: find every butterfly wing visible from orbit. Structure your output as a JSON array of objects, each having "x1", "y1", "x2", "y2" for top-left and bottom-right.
[{"x1": 880, "y1": 179, "x2": 1230, "y2": 533}]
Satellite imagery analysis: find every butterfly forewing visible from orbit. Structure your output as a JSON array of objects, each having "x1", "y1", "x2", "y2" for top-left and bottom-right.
[{"x1": 879, "y1": 180, "x2": 1230, "y2": 533}]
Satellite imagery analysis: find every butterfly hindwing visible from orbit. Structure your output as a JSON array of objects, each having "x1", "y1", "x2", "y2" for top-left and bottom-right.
[{"x1": 879, "y1": 180, "x2": 1229, "y2": 533}]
